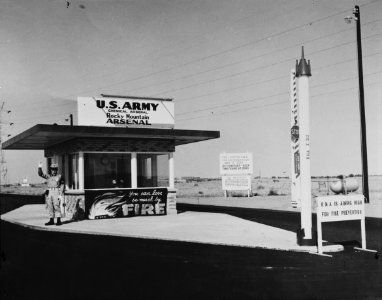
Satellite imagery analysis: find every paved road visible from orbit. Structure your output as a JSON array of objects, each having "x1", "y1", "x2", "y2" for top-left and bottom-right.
[{"x1": 1, "y1": 204, "x2": 381, "y2": 300}]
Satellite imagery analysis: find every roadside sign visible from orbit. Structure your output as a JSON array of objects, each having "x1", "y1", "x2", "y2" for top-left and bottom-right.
[
  {"x1": 219, "y1": 153, "x2": 253, "y2": 175},
  {"x1": 220, "y1": 153, "x2": 253, "y2": 197},
  {"x1": 316, "y1": 195, "x2": 366, "y2": 254},
  {"x1": 291, "y1": 125, "x2": 299, "y2": 142},
  {"x1": 222, "y1": 175, "x2": 251, "y2": 191}
]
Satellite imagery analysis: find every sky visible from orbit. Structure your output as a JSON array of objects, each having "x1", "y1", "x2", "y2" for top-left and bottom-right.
[{"x1": 0, "y1": 0, "x2": 381, "y2": 184}]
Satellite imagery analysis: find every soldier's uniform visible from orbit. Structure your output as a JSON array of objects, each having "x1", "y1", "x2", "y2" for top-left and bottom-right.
[{"x1": 38, "y1": 163, "x2": 64, "y2": 226}]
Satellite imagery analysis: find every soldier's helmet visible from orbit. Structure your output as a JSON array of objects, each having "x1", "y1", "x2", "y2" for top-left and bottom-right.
[{"x1": 50, "y1": 163, "x2": 59, "y2": 169}]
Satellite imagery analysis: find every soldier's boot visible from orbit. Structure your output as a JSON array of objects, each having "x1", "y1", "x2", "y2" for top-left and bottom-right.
[
  {"x1": 45, "y1": 218, "x2": 54, "y2": 226},
  {"x1": 56, "y1": 217, "x2": 62, "y2": 226}
]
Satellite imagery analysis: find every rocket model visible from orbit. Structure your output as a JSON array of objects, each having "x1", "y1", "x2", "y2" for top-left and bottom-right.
[
  {"x1": 290, "y1": 69, "x2": 300, "y2": 209},
  {"x1": 295, "y1": 47, "x2": 314, "y2": 244}
]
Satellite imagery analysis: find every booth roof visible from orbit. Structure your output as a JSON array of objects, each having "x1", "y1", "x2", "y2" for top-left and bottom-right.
[{"x1": 2, "y1": 124, "x2": 220, "y2": 150}]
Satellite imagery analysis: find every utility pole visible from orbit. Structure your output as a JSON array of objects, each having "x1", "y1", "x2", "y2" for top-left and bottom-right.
[
  {"x1": 0, "y1": 102, "x2": 7, "y2": 185},
  {"x1": 345, "y1": 5, "x2": 370, "y2": 203},
  {"x1": 0, "y1": 101, "x2": 12, "y2": 185},
  {"x1": 354, "y1": 5, "x2": 370, "y2": 203}
]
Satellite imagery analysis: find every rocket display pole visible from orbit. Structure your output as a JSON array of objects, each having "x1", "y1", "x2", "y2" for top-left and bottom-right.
[
  {"x1": 290, "y1": 69, "x2": 300, "y2": 208},
  {"x1": 295, "y1": 47, "x2": 314, "y2": 244}
]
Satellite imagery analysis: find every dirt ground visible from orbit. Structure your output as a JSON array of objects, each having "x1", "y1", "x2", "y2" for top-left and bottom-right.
[
  {"x1": 175, "y1": 176, "x2": 382, "y2": 200},
  {"x1": 3, "y1": 176, "x2": 380, "y2": 201}
]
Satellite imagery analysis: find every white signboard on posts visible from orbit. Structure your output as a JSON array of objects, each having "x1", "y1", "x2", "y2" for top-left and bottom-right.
[
  {"x1": 222, "y1": 175, "x2": 251, "y2": 191},
  {"x1": 316, "y1": 194, "x2": 366, "y2": 254},
  {"x1": 219, "y1": 153, "x2": 253, "y2": 175},
  {"x1": 77, "y1": 97, "x2": 175, "y2": 128}
]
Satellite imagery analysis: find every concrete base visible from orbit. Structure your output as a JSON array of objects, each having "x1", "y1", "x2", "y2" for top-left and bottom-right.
[
  {"x1": 296, "y1": 228, "x2": 343, "y2": 253},
  {"x1": 2, "y1": 204, "x2": 329, "y2": 254},
  {"x1": 296, "y1": 228, "x2": 317, "y2": 246},
  {"x1": 321, "y1": 244, "x2": 344, "y2": 253}
]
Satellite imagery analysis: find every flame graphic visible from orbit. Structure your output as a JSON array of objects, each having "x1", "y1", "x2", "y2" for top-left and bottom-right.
[{"x1": 88, "y1": 192, "x2": 126, "y2": 219}]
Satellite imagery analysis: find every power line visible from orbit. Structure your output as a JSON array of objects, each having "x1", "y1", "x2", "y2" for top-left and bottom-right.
[
  {"x1": 29, "y1": 1, "x2": 310, "y2": 87},
  {"x1": 176, "y1": 80, "x2": 382, "y2": 122},
  {"x1": 8, "y1": 50, "x2": 382, "y2": 123},
  {"x1": 120, "y1": 18, "x2": 382, "y2": 96},
  {"x1": 176, "y1": 70, "x2": 382, "y2": 117},
  {"x1": 15, "y1": 70, "x2": 381, "y2": 125},
  {"x1": 149, "y1": 32, "x2": 382, "y2": 97},
  {"x1": 5, "y1": 97, "x2": 76, "y2": 110},
  {"x1": 6, "y1": 26, "x2": 361, "y2": 112},
  {"x1": 9, "y1": 109, "x2": 75, "y2": 123},
  {"x1": 7, "y1": 2, "x2": 380, "y2": 109},
  {"x1": 59, "y1": 4, "x2": 379, "y2": 99},
  {"x1": 7, "y1": 77, "x2": 382, "y2": 135},
  {"x1": 175, "y1": 49, "x2": 382, "y2": 103}
]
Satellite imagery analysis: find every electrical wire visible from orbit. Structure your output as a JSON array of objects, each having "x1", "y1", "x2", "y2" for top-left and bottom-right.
[
  {"x1": 176, "y1": 80, "x2": 382, "y2": 122},
  {"x1": 7, "y1": 48, "x2": 382, "y2": 123},
  {"x1": 176, "y1": 50, "x2": 382, "y2": 104},
  {"x1": 149, "y1": 32, "x2": 382, "y2": 97},
  {"x1": 120, "y1": 18, "x2": 382, "y2": 96},
  {"x1": 176, "y1": 70, "x2": 382, "y2": 117},
  {"x1": 59, "y1": 2, "x2": 380, "y2": 99},
  {"x1": 9, "y1": 36, "x2": 382, "y2": 115},
  {"x1": 9, "y1": 68, "x2": 382, "y2": 125}
]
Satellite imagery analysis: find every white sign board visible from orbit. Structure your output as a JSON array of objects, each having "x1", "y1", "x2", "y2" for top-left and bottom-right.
[
  {"x1": 316, "y1": 195, "x2": 366, "y2": 254},
  {"x1": 219, "y1": 153, "x2": 253, "y2": 175},
  {"x1": 77, "y1": 97, "x2": 175, "y2": 128},
  {"x1": 316, "y1": 194, "x2": 365, "y2": 222},
  {"x1": 222, "y1": 175, "x2": 251, "y2": 191}
]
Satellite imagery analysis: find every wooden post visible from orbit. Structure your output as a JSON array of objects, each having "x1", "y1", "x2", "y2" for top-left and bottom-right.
[
  {"x1": 64, "y1": 154, "x2": 69, "y2": 190},
  {"x1": 78, "y1": 152, "x2": 84, "y2": 190},
  {"x1": 317, "y1": 213, "x2": 323, "y2": 254},
  {"x1": 169, "y1": 152, "x2": 174, "y2": 189},
  {"x1": 131, "y1": 153, "x2": 137, "y2": 188},
  {"x1": 361, "y1": 218, "x2": 366, "y2": 249}
]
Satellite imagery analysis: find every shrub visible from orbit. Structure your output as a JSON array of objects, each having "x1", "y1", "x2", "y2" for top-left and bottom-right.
[{"x1": 268, "y1": 188, "x2": 278, "y2": 196}]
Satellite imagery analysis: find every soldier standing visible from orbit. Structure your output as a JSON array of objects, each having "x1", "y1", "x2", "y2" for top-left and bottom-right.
[{"x1": 38, "y1": 162, "x2": 64, "y2": 226}]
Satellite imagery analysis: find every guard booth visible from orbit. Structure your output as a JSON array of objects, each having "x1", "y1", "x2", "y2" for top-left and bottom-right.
[{"x1": 2, "y1": 95, "x2": 220, "y2": 220}]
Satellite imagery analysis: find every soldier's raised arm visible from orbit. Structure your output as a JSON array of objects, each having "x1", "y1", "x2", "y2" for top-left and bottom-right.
[{"x1": 38, "y1": 161, "x2": 48, "y2": 179}]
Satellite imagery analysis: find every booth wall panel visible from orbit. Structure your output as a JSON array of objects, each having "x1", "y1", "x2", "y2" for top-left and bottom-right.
[
  {"x1": 64, "y1": 192, "x2": 86, "y2": 220},
  {"x1": 45, "y1": 138, "x2": 175, "y2": 157}
]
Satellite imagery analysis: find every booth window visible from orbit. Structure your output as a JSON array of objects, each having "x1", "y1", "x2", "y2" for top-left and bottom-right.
[
  {"x1": 137, "y1": 153, "x2": 169, "y2": 188},
  {"x1": 85, "y1": 153, "x2": 131, "y2": 189},
  {"x1": 68, "y1": 154, "x2": 79, "y2": 189}
]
